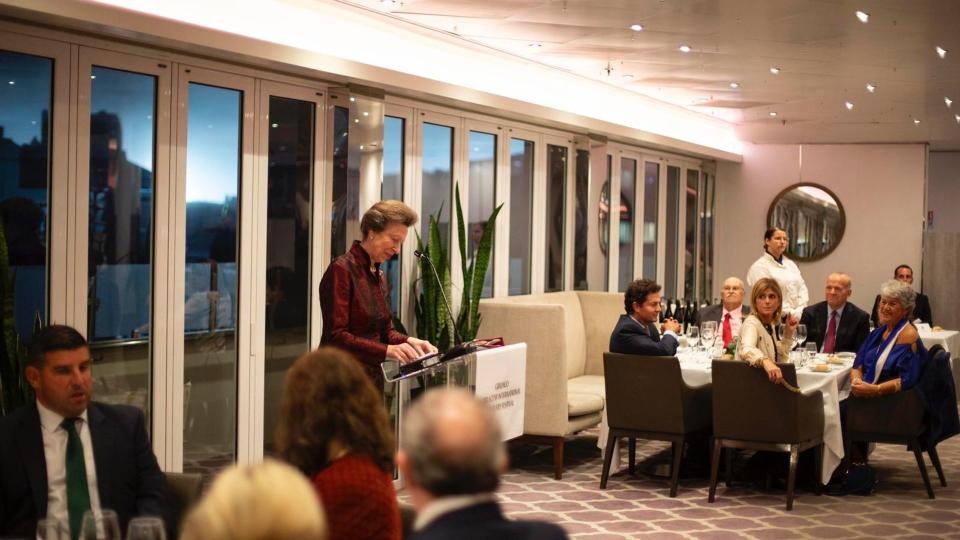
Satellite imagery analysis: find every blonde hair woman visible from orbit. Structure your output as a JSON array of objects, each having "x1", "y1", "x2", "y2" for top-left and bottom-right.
[
  {"x1": 737, "y1": 277, "x2": 798, "y2": 384},
  {"x1": 181, "y1": 459, "x2": 327, "y2": 540}
]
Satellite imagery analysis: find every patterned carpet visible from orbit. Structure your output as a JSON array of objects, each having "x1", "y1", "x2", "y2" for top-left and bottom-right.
[{"x1": 496, "y1": 429, "x2": 960, "y2": 539}]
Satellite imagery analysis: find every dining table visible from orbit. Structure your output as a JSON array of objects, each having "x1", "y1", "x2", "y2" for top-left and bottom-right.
[
  {"x1": 917, "y1": 329, "x2": 960, "y2": 399},
  {"x1": 597, "y1": 348, "x2": 853, "y2": 485}
]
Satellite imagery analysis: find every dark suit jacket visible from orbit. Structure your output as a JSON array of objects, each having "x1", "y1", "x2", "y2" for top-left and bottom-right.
[
  {"x1": 0, "y1": 401, "x2": 167, "y2": 538},
  {"x1": 410, "y1": 501, "x2": 567, "y2": 540},
  {"x1": 609, "y1": 314, "x2": 679, "y2": 356},
  {"x1": 871, "y1": 293, "x2": 933, "y2": 327},
  {"x1": 695, "y1": 304, "x2": 751, "y2": 328},
  {"x1": 800, "y1": 301, "x2": 870, "y2": 353}
]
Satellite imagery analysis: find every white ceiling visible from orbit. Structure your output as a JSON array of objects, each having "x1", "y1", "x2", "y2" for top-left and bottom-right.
[{"x1": 342, "y1": 0, "x2": 960, "y2": 149}]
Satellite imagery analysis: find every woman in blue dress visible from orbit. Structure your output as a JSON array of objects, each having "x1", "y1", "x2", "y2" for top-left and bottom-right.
[{"x1": 851, "y1": 280, "x2": 925, "y2": 397}]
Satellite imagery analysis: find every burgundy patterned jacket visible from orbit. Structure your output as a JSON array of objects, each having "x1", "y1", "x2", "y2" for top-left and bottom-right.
[{"x1": 319, "y1": 241, "x2": 407, "y2": 388}]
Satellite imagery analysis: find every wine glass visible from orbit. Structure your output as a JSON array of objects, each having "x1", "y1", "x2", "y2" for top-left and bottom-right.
[
  {"x1": 701, "y1": 321, "x2": 717, "y2": 352},
  {"x1": 125, "y1": 517, "x2": 166, "y2": 540},
  {"x1": 80, "y1": 509, "x2": 121, "y2": 540},
  {"x1": 36, "y1": 518, "x2": 66, "y2": 540},
  {"x1": 687, "y1": 325, "x2": 700, "y2": 352},
  {"x1": 794, "y1": 324, "x2": 807, "y2": 350}
]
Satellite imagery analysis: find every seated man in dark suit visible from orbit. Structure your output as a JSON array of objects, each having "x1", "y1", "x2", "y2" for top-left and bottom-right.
[
  {"x1": 0, "y1": 325, "x2": 167, "y2": 539},
  {"x1": 695, "y1": 276, "x2": 751, "y2": 349},
  {"x1": 870, "y1": 264, "x2": 933, "y2": 326},
  {"x1": 609, "y1": 279, "x2": 681, "y2": 356},
  {"x1": 801, "y1": 273, "x2": 870, "y2": 353},
  {"x1": 399, "y1": 388, "x2": 567, "y2": 540}
]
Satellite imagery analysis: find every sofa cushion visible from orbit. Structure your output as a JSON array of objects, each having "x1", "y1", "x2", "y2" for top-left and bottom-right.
[
  {"x1": 568, "y1": 392, "x2": 604, "y2": 416},
  {"x1": 568, "y1": 375, "x2": 606, "y2": 399}
]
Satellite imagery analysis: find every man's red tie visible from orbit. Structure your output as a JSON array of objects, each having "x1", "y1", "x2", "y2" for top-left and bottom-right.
[
  {"x1": 722, "y1": 313, "x2": 733, "y2": 348},
  {"x1": 823, "y1": 310, "x2": 838, "y2": 354}
]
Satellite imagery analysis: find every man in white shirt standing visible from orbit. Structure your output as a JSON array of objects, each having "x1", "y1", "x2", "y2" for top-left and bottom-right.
[
  {"x1": 0, "y1": 325, "x2": 166, "y2": 539},
  {"x1": 695, "y1": 277, "x2": 752, "y2": 349}
]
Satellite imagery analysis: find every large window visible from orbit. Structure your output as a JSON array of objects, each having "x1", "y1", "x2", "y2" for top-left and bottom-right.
[
  {"x1": 684, "y1": 169, "x2": 700, "y2": 300},
  {"x1": 383, "y1": 116, "x2": 405, "y2": 314},
  {"x1": 509, "y1": 138, "x2": 534, "y2": 295},
  {"x1": 86, "y1": 65, "x2": 157, "y2": 419},
  {"x1": 618, "y1": 157, "x2": 636, "y2": 291},
  {"x1": 262, "y1": 95, "x2": 314, "y2": 453},
  {"x1": 329, "y1": 105, "x2": 351, "y2": 260},
  {"x1": 421, "y1": 122, "x2": 453, "y2": 252},
  {"x1": 642, "y1": 162, "x2": 659, "y2": 281},
  {"x1": 468, "y1": 130, "x2": 496, "y2": 298},
  {"x1": 0, "y1": 50, "x2": 51, "y2": 344},
  {"x1": 573, "y1": 149, "x2": 589, "y2": 290},
  {"x1": 699, "y1": 173, "x2": 715, "y2": 302},
  {"x1": 545, "y1": 144, "x2": 566, "y2": 292},
  {"x1": 664, "y1": 165, "x2": 681, "y2": 298},
  {"x1": 182, "y1": 82, "x2": 242, "y2": 474}
]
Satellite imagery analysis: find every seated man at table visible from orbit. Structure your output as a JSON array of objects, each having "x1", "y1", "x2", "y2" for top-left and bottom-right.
[
  {"x1": 0, "y1": 325, "x2": 167, "y2": 539},
  {"x1": 870, "y1": 264, "x2": 933, "y2": 326},
  {"x1": 696, "y1": 276, "x2": 751, "y2": 348},
  {"x1": 610, "y1": 279, "x2": 681, "y2": 356},
  {"x1": 801, "y1": 272, "x2": 870, "y2": 354}
]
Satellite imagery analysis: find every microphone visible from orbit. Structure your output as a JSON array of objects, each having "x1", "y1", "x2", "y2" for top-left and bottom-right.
[{"x1": 414, "y1": 249, "x2": 463, "y2": 346}]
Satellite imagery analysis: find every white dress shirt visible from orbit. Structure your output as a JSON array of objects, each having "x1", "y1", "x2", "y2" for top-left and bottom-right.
[
  {"x1": 746, "y1": 252, "x2": 809, "y2": 318},
  {"x1": 37, "y1": 400, "x2": 103, "y2": 533}
]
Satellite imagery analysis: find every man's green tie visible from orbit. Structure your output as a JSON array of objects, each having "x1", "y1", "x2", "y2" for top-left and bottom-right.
[{"x1": 62, "y1": 418, "x2": 92, "y2": 540}]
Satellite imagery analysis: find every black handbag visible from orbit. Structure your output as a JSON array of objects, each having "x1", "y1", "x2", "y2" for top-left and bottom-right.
[{"x1": 843, "y1": 462, "x2": 878, "y2": 495}]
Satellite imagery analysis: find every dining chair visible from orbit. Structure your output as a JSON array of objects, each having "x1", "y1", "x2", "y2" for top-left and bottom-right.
[
  {"x1": 708, "y1": 359, "x2": 824, "y2": 510},
  {"x1": 165, "y1": 471, "x2": 204, "y2": 534},
  {"x1": 844, "y1": 344, "x2": 958, "y2": 499},
  {"x1": 600, "y1": 353, "x2": 712, "y2": 497}
]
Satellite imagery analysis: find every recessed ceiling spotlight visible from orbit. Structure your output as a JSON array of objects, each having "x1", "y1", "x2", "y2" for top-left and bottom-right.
[
  {"x1": 630, "y1": 24, "x2": 643, "y2": 32},
  {"x1": 936, "y1": 46, "x2": 947, "y2": 59},
  {"x1": 855, "y1": 11, "x2": 870, "y2": 23},
  {"x1": 913, "y1": 118, "x2": 921, "y2": 125},
  {"x1": 729, "y1": 82, "x2": 740, "y2": 89},
  {"x1": 845, "y1": 101, "x2": 854, "y2": 110},
  {"x1": 679, "y1": 44, "x2": 692, "y2": 53},
  {"x1": 622, "y1": 74, "x2": 635, "y2": 81},
  {"x1": 866, "y1": 83, "x2": 876, "y2": 93},
  {"x1": 769, "y1": 111, "x2": 778, "y2": 117},
  {"x1": 945, "y1": 97, "x2": 953, "y2": 108},
  {"x1": 769, "y1": 67, "x2": 781, "y2": 74},
  {"x1": 349, "y1": 96, "x2": 356, "y2": 102},
  {"x1": 955, "y1": 114, "x2": 960, "y2": 123},
  {"x1": 271, "y1": 123, "x2": 278, "y2": 128}
]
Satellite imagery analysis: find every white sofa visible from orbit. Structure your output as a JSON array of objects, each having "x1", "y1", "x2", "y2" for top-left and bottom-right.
[{"x1": 478, "y1": 291, "x2": 623, "y2": 478}]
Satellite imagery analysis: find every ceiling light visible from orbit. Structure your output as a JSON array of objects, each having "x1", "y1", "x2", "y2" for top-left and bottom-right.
[
  {"x1": 936, "y1": 46, "x2": 947, "y2": 58},
  {"x1": 845, "y1": 101, "x2": 854, "y2": 110},
  {"x1": 271, "y1": 123, "x2": 278, "y2": 128},
  {"x1": 622, "y1": 74, "x2": 634, "y2": 81},
  {"x1": 955, "y1": 114, "x2": 960, "y2": 123},
  {"x1": 945, "y1": 97, "x2": 953, "y2": 108},
  {"x1": 353, "y1": 118, "x2": 360, "y2": 124},
  {"x1": 349, "y1": 96, "x2": 356, "y2": 102},
  {"x1": 913, "y1": 119, "x2": 921, "y2": 125},
  {"x1": 6, "y1": 81, "x2": 13, "y2": 85},
  {"x1": 90, "y1": 75, "x2": 96, "y2": 80},
  {"x1": 679, "y1": 44, "x2": 691, "y2": 53},
  {"x1": 769, "y1": 111, "x2": 778, "y2": 117},
  {"x1": 363, "y1": 111, "x2": 369, "y2": 116},
  {"x1": 629, "y1": 24, "x2": 643, "y2": 32},
  {"x1": 866, "y1": 83, "x2": 876, "y2": 93},
  {"x1": 729, "y1": 82, "x2": 740, "y2": 89},
  {"x1": 769, "y1": 67, "x2": 781, "y2": 74},
  {"x1": 855, "y1": 11, "x2": 869, "y2": 23}
]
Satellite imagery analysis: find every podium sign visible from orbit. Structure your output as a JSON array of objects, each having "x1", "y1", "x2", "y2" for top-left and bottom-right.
[{"x1": 474, "y1": 343, "x2": 526, "y2": 440}]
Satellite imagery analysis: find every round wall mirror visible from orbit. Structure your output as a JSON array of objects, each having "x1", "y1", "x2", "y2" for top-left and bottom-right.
[{"x1": 766, "y1": 183, "x2": 845, "y2": 261}]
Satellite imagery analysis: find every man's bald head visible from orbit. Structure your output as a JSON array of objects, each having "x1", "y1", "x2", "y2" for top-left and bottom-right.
[
  {"x1": 400, "y1": 388, "x2": 506, "y2": 497},
  {"x1": 825, "y1": 272, "x2": 852, "y2": 309}
]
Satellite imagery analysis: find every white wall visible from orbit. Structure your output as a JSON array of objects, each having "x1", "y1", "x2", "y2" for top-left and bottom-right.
[
  {"x1": 928, "y1": 152, "x2": 960, "y2": 234},
  {"x1": 715, "y1": 143, "x2": 927, "y2": 311}
]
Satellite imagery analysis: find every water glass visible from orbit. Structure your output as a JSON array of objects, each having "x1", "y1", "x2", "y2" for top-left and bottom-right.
[
  {"x1": 687, "y1": 325, "x2": 700, "y2": 351},
  {"x1": 36, "y1": 518, "x2": 66, "y2": 540},
  {"x1": 794, "y1": 324, "x2": 807, "y2": 349},
  {"x1": 701, "y1": 321, "x2": 717, "y2": 350},
  {"x1": 125, "y1": 517, "x2": 166, "y2": 540},
  {"x1": 804, "y1": 342, "x2": 818, "y2": 364},
  {"x1": 80, "y1": 510, "x2": 121, "y2": 540}
]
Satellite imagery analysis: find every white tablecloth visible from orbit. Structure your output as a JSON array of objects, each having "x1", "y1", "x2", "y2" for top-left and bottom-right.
[
  {"x1": 918, "y1": 330, "x2": 960, "y2": 399},
  {"x1": 597, "y1": 350, "x2": 852, "y2": 485}
]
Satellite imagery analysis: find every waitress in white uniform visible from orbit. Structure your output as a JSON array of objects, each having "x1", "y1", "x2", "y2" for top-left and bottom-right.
[{"x1": 746, "y1": 226, "x2": 808, "y2": 319}]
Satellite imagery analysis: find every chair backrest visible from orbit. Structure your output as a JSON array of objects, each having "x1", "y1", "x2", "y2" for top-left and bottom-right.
[
  {"x1": 711, "y1": 360, "x2": 806, "y2": 443},
  {"x1": 165, "y1": 472, "x2": 203, "y2": 533},
  {"x1": 603, "y1": 353, "x2": 685, "y2": 434}
]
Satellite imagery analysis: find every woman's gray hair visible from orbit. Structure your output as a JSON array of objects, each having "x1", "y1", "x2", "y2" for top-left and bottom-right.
[{"x1": 879, "y1": 279, "x2": 916, "y2": 318}]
